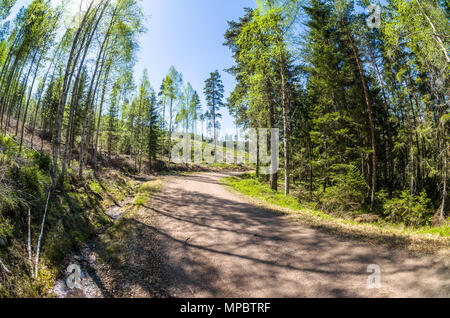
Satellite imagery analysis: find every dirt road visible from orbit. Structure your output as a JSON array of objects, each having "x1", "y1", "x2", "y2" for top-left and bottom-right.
[{"x1": 150, "y1": 172, "x2": 449, "y2": 298}]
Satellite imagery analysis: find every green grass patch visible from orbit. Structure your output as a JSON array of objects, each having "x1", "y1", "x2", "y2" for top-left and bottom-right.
[
  {"x1": 133, "y1": 180, "x2": 163, "y2": 207},
  {"x1": 223, "y1": 174, "x2": 302, "y2": 210},
  {"x1": 221, "y1": 174, "x2": 450, "y2": 254},
  {"x1": 0, "y1": 133, "x2": 134, "y2": 297}
]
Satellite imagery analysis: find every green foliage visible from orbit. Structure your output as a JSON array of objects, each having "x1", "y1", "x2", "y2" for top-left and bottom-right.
[
  {"x1": 204, "y1": 71, "x2": 224, "y2": 116},
  {"x1": 89, "y1": 181, "x2": 103, "y2": 195},
  {"x1": 17, "y1": 165, "x2": 46, "y2": 193},
  {"x1": 0, "y1": 216, "x2": 13, "y2": 240},
  {"x1": 0, "y1": 0, "x2": 17, "y2": 19},
  {"x1": 383, "y1": 191, "x2": 433, "y2": 227},
  {"x1": 0, "y1": 187, "x2": 21, "y2": 212},
  {"x1": 133, "y1": 180, "x2": 162, "y2": 206},
  {"x1": 31, "y1": 152, "x2": 52, "y2": 172},
  {"x1": 223, "y1": 174, "x2": 303, "y2": 210},
  {"x1": 319, "y1": 165, "x2": 368, "y2": 215},
  {"x1": 0, "y1": 134, "x2": 16, "y2": 149}
]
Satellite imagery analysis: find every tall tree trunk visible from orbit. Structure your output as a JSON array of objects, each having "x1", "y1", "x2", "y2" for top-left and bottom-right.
[
  {"x1": 369, "y1": 45, "x2": 394, "y2": 194},
  {"x1": 168, "y1": 97, "x2": 173, "y2": 165},
  {"x1": 93, "y1": 62, "x2": 111, "y2": 168},
  {"x1": 52, "y1": 0, "x2": 96, "y2": 185},
  {"x1": 31, "y1": 47, "x2": 61, "y2": 149},
  {"x1": 61, "y1": 0, "x2": 108, "y2": 180},
  {"x1": 266, "y1": 79, "x2": 278, "y2": 192},
  {"x1": 278, "y1": 51, "x2": 291, "y2": 195},
  {"x1": 346, "y1": 28, "x2": 377, "y2": 210},
  {"x1": 79, "y1": 1, "x2": 115, "y2": 178},
  {"x1": 19, "y1": 50, "x2": 44, "y2": 151}
]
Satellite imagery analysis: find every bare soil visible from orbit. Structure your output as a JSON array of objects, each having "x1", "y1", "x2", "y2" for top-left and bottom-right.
[
  {"x1": 54, "y1": 172, "x2": 449, "y2": 298},
  {"x1": 152, "y1": 172, "x2": 449, "y2": 298}
]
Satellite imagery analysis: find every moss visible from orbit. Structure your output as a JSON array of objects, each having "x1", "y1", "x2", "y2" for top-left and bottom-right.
[
  {"x1": 131, "y1": 180, "x2": 162, "y2": 207},
  {"x1": 89, "y1": 181, "x2": 103, "y2": 195},
  {"x1": 133, "y1": 193, "x2": 147, "y2": 207},
  {"x1": 0, "y1": 133, "x2": 134, "y2": 297}
]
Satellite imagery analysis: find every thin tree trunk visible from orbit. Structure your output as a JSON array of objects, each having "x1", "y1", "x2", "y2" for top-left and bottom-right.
[
  {"x1": 34, "y1": 188, "x2": 52, "y2": 278},
  {"x1": 168, "y1": 98, "x2": 173, "y2": 165},
  {"x1": 27, "y1": 207, "x2": 33, "y2": 275},
  {"x1": 346, "y1": 28, "x2": 377, "y2": 210},
  {"x1": 52, "y1": 0, "x2": 96, "y2": 185},
  {"x1": 20, "y1": 50, "x2": 43, "y2": 151},
  {"x1": 279, "y1": 55, "x2": 291, "y2": 195},
  {"x1": 1, "y1": 61, "x2": 23, "y2": 132},
  {"x1": 94, "y1": 63, "x2": 111, "y2": 168},
  {"x1": 266, "y1": 79, "x2": 278, "y2": 191},
  {"x1": 414, "y1": 0, "x2": 450, "y2": 64},
  {"x1": 369, "y1": 45, "x2": 394, "y2": 193},
  {"x1": 79, "y1": 4, "x2": 114, "y2": 177}
]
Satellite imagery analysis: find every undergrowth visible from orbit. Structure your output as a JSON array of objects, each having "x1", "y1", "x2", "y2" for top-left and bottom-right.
[
  {"x1": 222, "y1": 173, "x2": 450, "y2": 242},
  {"x1": 0, "y1": 133, "x2": 133, "y2": 297}
]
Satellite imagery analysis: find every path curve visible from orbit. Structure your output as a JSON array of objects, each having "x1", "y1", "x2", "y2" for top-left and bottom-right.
[{"x1": 151, "y1": 172, "x2": 449, "y2": 298}]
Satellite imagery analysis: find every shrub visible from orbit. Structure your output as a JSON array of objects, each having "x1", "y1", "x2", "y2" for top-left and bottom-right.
[
  {"x1": 383, "y1": 191, "x2": 433, "y2": 227},
  {"x1": 319, "y1": 165, "x2": 367, "y2": 215},
  {"x1": 32, "y1": 152, "x2": 52, "y2": 172},
  {"x1": 138, "y1": 180, "x2": 163, "y2": 194},
  {"x1": 0, "y1": 134, "x2": 16, "y2": 150},
  {"x1": 89, "y1": 181, "x2": 103, "y2": 195},
  {"x1": 0, "y1": 187, "x2": 21, "y2": 211},
  {"x1": 18, "y1": 165, "x2": 45, "y2": 193},
  {"x1": 0, "y1": 216, "x2": 13, "y2": 241}
]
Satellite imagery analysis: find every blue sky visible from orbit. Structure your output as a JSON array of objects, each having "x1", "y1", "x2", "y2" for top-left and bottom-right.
[
  {"x1": 9, "y1": 0, "x2": 256, "y2": 130},
  {"x1": 135, "y1": 0, "x2": 256, "y2": 130}
]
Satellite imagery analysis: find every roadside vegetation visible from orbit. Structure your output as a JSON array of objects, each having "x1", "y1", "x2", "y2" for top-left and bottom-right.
[
  {"x1": 0, "y1": 133, "x2": 136, "y2": 297},
  {"x1": 222, "y1": 173, "x2": 449, "y2": 254},
  {"x1": 0, "y1": 0, "x2": 448, "y2": 298}
]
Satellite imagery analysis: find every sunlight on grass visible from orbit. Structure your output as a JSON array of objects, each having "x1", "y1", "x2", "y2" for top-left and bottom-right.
[
  {"x1": 223, "y1": 176, "x2": 302, "y2": 210},
  {"x1": 222, "y1": 175, "x2": 450, "y2": 239},
  {"x1": 133, "y1": 180, "x2": 163, "y2": 207}
]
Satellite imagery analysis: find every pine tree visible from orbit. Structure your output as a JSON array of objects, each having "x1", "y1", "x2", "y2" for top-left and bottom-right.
[{"x1": 204, "y1": 70, "x2": 224, "y2": 163}]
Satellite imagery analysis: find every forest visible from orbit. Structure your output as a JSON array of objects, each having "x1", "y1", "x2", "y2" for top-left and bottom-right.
[
  {"x1": 224, "y1": 0, "x2": 449, "y2": 226},
  {"x1": 0, "y1": 0, "x2": 448, "y2": 298}
]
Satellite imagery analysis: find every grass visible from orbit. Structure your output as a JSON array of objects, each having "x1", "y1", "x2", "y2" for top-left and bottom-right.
[
  {"x1": 207, "y1": 162, "x2": 249, "y2": 171},
  {"x1": 88, "y1": 177, "x2": 167, "y2": 298},
  {"x1": 133, "y1": 180, "x2": 163, "y2": 207},
  {"x1": 222, "y1": 174, "x2": 450, "y2": 256},
  {"x1": 224, "y1": 175, "x2": 303, "y2": 210},
  {"x1": 97, "y1": 211, "x2": 138, "y2": 265},
  {"x1": 99, "y1": 179, "x2": 163, "y2": 266},
  {"x1": 0, "y1": 133, "x2": 135, "y2": 297}
]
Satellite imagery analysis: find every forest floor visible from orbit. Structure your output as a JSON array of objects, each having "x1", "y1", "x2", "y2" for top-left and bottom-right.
[
  {"x1": 54, "y1": 171, "x2": 449, "y2": 298},
  {"x1": 52, "y1": 175, "x2": 169, "y2": 298}
]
